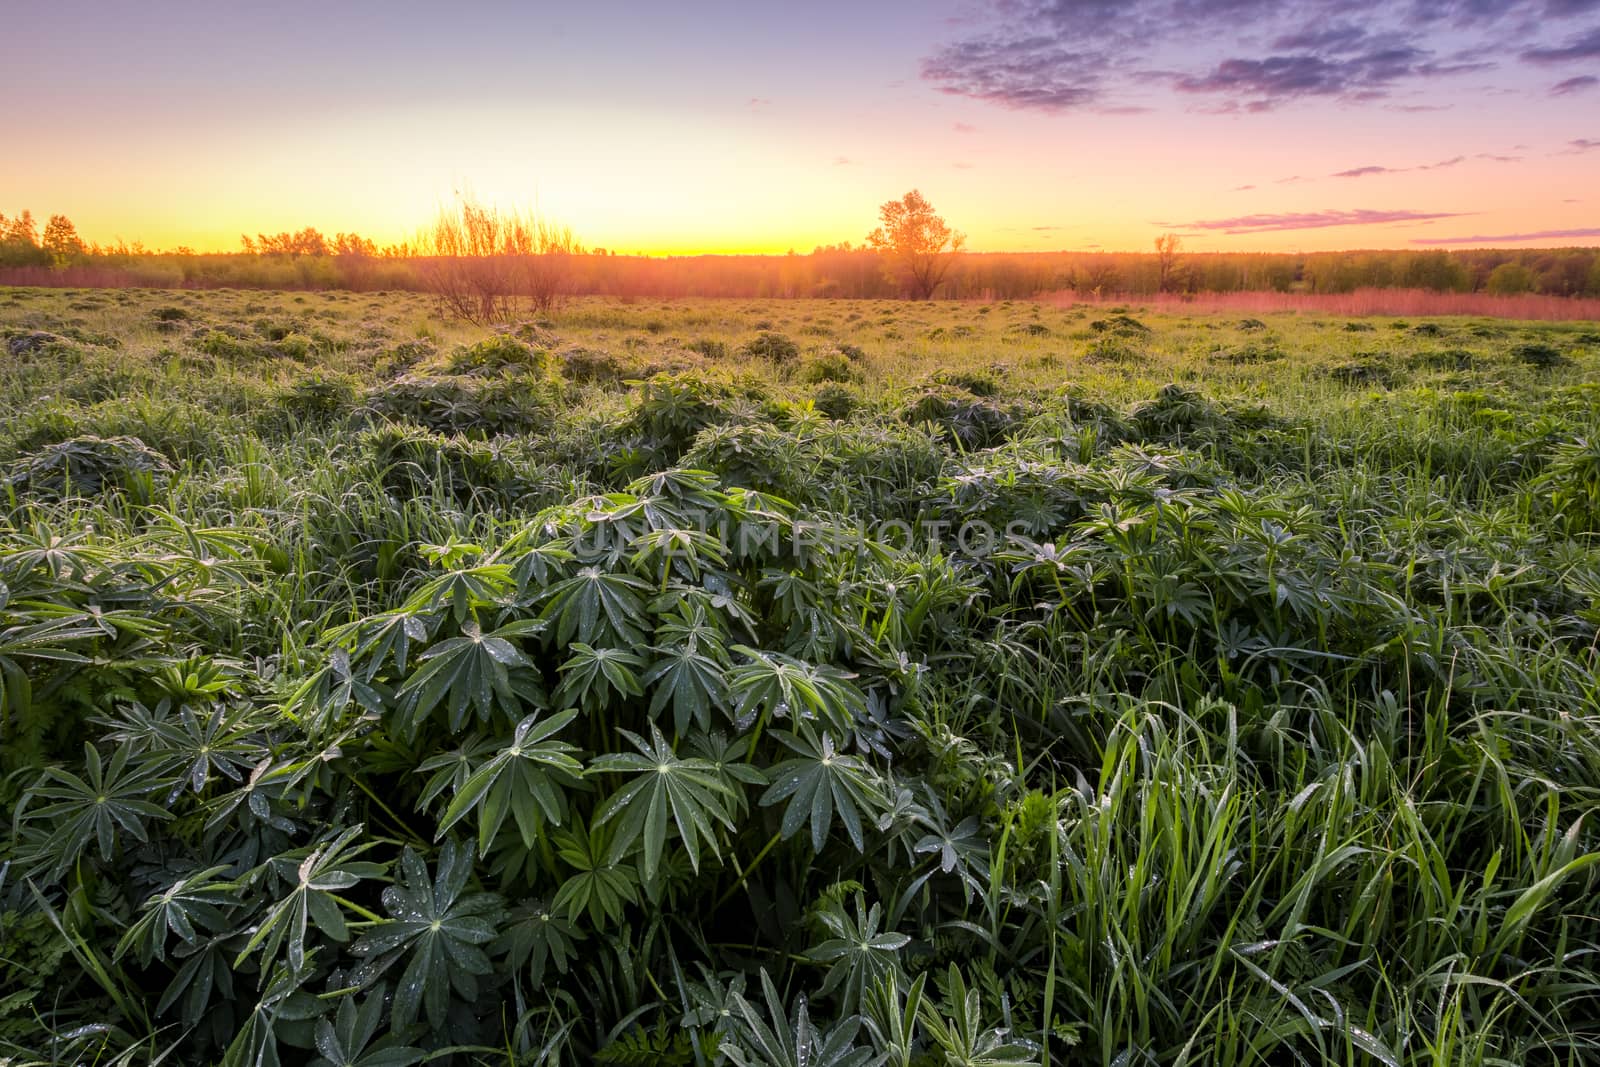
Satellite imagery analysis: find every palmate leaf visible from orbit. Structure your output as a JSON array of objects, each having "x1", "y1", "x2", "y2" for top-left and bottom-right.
[
  {"x1": 141, "y1": 700, "x2": 269, "y2": 799},
  {"x1": 352, "y1": 840, "x2": 504, "y2": 1032},
  {"x1": 760, "y1": 728, "x2": 885, "y2": 853},
  {"x1": 236, "y1": 825, "x2": 384, "y2": 975},
  {"x1": 551, "y1": 818, "x2": 640, "y2": 925},
  {"x1": 415, "y1": 734, "x2": 500, "y2": 816},
  {"x1": 919, "y1": 964, "x2": 1040, "y2": 1066},
  {"x1": 681, "y1": 964, "x2": 750, "y2": 1034},
  {"x1": 394, "y1": 617, "x2": 547, "y2": 736},
  {"x1": 310, "y1": 983, "x2": 424, "y2": 1067},
  {"x1": 591, "y1": 723, "x2": 741, "y2": 881},
  {"x1": 722, "y1": 969, "x2": 879, "y2": 1067},
  {"x1": 436, "y1": 710, "x2": 584, "y2": 853},
  {"x1": 17, "y1": 742, "x2": 173, "y2": 878},
  {"x1": 910, "y1": 786, "x2": 990, "y2": 903},
  {"x1": 729, "y1": 647, "x2": 867, "y2": 738},
  {"x1": 116, "y1": 864, "x2": 238, "y2": 966},
  {"x1": 806, "y1": 893, "x2": 910, "y2": 1016},
  {"x1": 640, "y1": 598, "x2": 732, "y2": 739},
  {"x1": 643, "y1": 605, "x2": 730, "y2": 735},
  {"x1": 403, "y1": 561, "x2": 517, "y2": 624},
  {"x1": 643, "y1": 642, "x2": 727, "y2": 735},
  {"x1": 340, "y1": 608, "x2": 433, "y2": 682},
  {"x1": 203, "y1": 755, "x2": 307, "y2": 835},
  {"x1": 495, "y1": 897, "x2": 586, "y2": 987},
  {"x1": 283, "y1": 647, "x2": 391, "y2": 739},
  {"x1": 629, "y1": 525, "x2": 729, "y2": 585},
  {"x1": 686, "y1": 730, "x2": 768, "y2": 818},
  {"x1": 554, "y1": 642, "x2": 645, "y2": 712},
  {"x1": 503, "y1": 534, "x2": 577, "y2": 591},
  {"x1": 540, "y1": 565, "x2": 653, "y2": 646},
  {"x1": 158, "y1": 931, "x2": 239, "y2": 1029}
]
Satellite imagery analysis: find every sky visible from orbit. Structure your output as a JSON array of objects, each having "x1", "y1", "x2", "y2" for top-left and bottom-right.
[{"x1": 3, "y1": 0, "x2": 1598, "y2": 255}]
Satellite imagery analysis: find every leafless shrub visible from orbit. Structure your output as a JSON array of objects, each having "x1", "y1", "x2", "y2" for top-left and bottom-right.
[{"x1": 417, "y1": 194, "x2": 581, "y2": 324}]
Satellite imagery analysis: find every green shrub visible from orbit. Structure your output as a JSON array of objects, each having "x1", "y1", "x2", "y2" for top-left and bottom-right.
[
  {"x1": 930, "y1": 369, "x2": 1000, "y2": 397},
  {"x1": 1513, "y1": 342, "x2": 1569, "y2": 369},
  {"x1": 556, "y1": 346, "x2": 630, "y2": 385},
  {"x1": 1326, "y1": 358, "x2": 1396, "y2": 387},
  {"x1": 687, "y1": 338, "x2": 728, "y2": 360},
  {"x1": 900, "y1": 386, "x2": 1016, "y2": 449},
  {"x1": 1409, "y1": 348, "x2": 1475, "y2": 371},
  {"x1": 812, "y1": 383, "x2": 856, "y2": 420},
  {"x1": 195, "y1": 329, "x2": 264, "y2": 363},
  {"x1": 7, "y1": 434, "x2": 173, "y2": 498},
  {"x1": 799, "y1": 352, "x2": 858, "y2": 384},
  {"x1": 740, "y1": 331, "x2": 800, "y2": 364},
  {"x1": 1083, "y1": 337, "x2": 1141, "y2": 364},
  {"x1": 5, "y1": 330, "x2": 67, "y2": 357},
  {"x1": 364, "y1": 424, "x2": 548, "y2": 504},
  {"x1": 366, "y1": 376, "x2": 548, "y2": 436},
  {"x1": 280, "y1": 374, "x2": 360, "y2": 421},
  {"x1": 1209, "y1": 344, "x2": 1283, "y2": 365},
  {"x1": 1089, "y1": 314, "x2": 1150, "y2": 336},
  {"x1": 1129, "y1": 384, "x2": 1225, "y2": 438},
  {"x1": 618, "y1": 372, "x2": 749, "y2": 462},
  {"x1": 444, "y1": 334, "x2": 545, "y2": 377}
]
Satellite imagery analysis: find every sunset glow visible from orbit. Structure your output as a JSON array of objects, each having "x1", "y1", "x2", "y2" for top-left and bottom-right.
[{"x1": 6, "y1": 0, "x2": 1598, "y2": 254}]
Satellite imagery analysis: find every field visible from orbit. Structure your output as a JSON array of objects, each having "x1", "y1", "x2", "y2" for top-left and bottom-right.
[{"x1": 4, "y1": 285, "x2": 1600, "y2": 1066}]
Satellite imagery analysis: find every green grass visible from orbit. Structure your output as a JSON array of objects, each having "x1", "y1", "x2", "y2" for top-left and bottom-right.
[{"x1": 2, "y1": 285, "x2": 1599, "y2": 1065}]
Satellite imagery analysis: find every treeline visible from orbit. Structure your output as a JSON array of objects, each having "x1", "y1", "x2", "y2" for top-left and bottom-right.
[{"x1": 3, "y1": 211, "x2": 1598, "y2": 299}]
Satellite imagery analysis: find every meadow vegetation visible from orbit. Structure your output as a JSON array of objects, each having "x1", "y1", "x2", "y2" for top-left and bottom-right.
[
  {"x1": 4, "y1": 207, "x2": 1600, "y2": 301},
  {"x1": 3, "y1": 285, "x2": 1600, "y2": 1065}
]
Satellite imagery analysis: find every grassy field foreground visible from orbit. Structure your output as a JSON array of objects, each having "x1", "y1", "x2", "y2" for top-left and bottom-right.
[{"x1": 3, "y1": 286, "x2": 1600, "y2": 1065}]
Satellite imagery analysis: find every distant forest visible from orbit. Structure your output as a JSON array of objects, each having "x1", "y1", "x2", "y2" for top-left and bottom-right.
[{"x1": 2, "y1": 210, "x2": 1597, "y2": 300}]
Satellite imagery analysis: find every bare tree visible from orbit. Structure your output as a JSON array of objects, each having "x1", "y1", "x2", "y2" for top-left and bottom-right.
[
  {"x1": 1155, "y1": 232, "x2": 1182, "y2": 294},
  {"x1": 418, "y1": 194, "x2": 581, "y2": 324},
  {"x1": 866, "y1": 190, "x2": 965, "y2": 300},
  {"x1": 333, "y1": 232, "x2": 379, "y2": 290},
  {"x1": 1073, "y1": 259, "x2": 1121, "y2": 298}
]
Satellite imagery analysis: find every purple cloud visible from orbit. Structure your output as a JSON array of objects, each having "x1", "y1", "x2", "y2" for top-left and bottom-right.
[
  {"x1": 923, "y1": 0, "x2": 1598, "y2": 113},
  {"x1": 1272, "y1": 25, "x2": 1372, "y2": 52},
  {"x1": 1178, "y1": 208, "x2": 1470, "y2": 234},
  {"x1": 1413, "y1": 227, "x2": 1600, "y2": 243},
  {"x1": 1175, "y1": 48, "x2": 1430, "y2": 108},
  {"x1": 1552, "y1": 75, "x2": 1600, "y2": 93},
  {"x1": 1330, "y1": 155, "x2": 1467, "y2": 178},
  {"x1": 921, "y1": 37, "x2": 1107, "y2": 111},
  {"x1": 1522, "y1": 26, "x2": 1600, "y2": 63}
]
